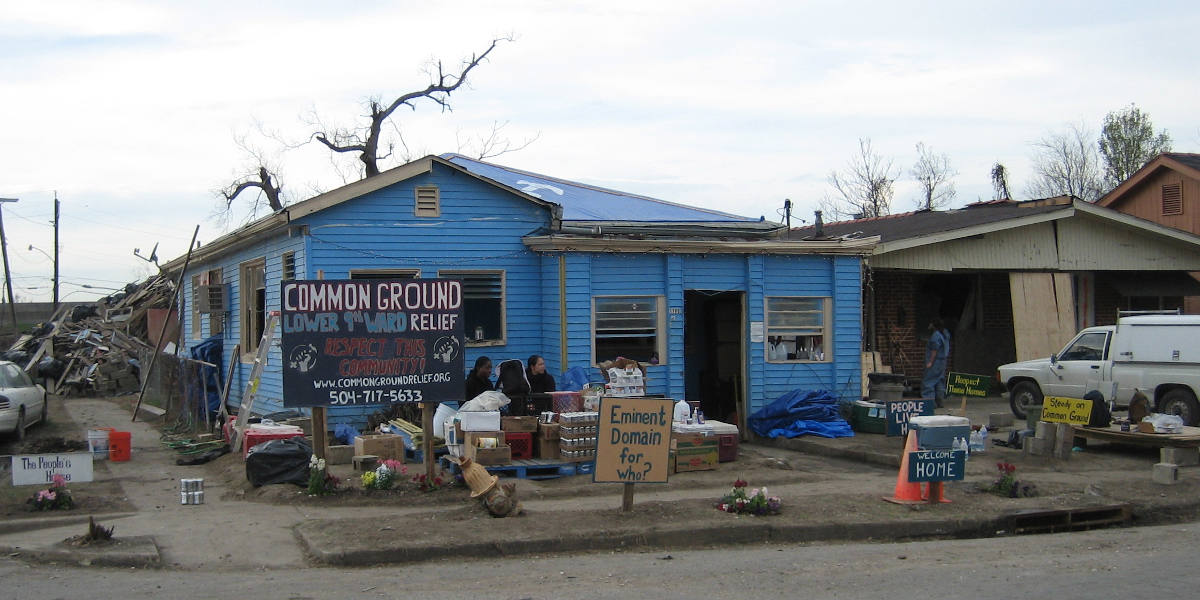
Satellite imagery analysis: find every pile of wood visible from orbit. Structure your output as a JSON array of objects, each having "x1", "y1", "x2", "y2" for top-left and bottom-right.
[{"x1": 5, "y1": 273, "x2": 174, "y2": 396}]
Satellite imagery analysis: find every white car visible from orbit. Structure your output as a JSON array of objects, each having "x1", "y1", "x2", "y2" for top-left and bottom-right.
[{"x1": 0, "y1": 361, "x2": 47, "y2": 440}]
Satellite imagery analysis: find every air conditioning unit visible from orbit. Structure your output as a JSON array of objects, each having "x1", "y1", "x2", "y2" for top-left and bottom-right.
[{"x1": 197, "y1": 284, "x2": 229, "y2": 313}]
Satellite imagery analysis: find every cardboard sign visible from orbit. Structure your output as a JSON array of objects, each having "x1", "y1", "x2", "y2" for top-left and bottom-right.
[
  {"x1": 886, "y1": 398, "x2": 936, "y2": 437},
  {"x1": 280, "y1": 279, "x2": 464, "y2": 406},
  {"x1": 907, "y1": 450, "x2": 966, "y2": 482},
  {"x1": 594, "y1": 397, "x2": 674, "y2": 484},
  {"x1": 11, "y1": 453, "x2": 94, "y2": 486},
  {"x1": 1041, "y1": 396, "x2": 1093, "y2": 425},
  {"x1": 946, "y1": 372, "x2": 992, "y2": 397}
]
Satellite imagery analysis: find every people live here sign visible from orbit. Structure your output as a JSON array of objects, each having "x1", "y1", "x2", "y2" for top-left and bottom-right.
[{"x1": 280, "y1": 279, "x2": 465, "y2": 407}]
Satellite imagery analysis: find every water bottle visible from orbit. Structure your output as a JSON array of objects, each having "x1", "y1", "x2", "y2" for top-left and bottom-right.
[
  {"x1": 969, "y1": 429, "x2": 983, "y2": 452},
  {"x1": 978, "y1": 427, "x2": 988, "y2": 453}
]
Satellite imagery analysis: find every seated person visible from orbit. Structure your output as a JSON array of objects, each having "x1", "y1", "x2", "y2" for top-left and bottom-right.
[
  {"x1": 465, "y1": 356, "x2": 493, "y2": 402},
  {"x1": 527, "y1": 354, "x2": 556, "y2": 412}
]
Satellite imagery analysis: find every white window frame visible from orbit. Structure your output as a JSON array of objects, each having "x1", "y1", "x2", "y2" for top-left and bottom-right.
[
  {"x1": 439, "y1": 269, "x2": 506, "y2": 347},
  {"x1": 765, "y1": 296, "x2": 831, "y2": 363},
  {"x1": 206, "y1": 268, "x2": 223, "y2": 337},
  {"x1": 591, "y1": 295, "x2": 666, "y2": 365},
  {"x1": 281, "y1": 251, "x2": 296, "y2": 281},
  {"x1": 190, "y1": 274, "x2": 202, "y2": 340},
  {"x1": 239, "y1": 258, "x2": 266, "y2": 360}
]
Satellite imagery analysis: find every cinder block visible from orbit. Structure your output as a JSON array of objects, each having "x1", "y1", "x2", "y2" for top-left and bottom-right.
[
  {"x1": 1153, "y1": 462, "x2": 1180, "y2": 485},
  {"x1": 325, "y1": 444, "x2": 354, "y2": 465},
  {"x1": 1035, "y1": 421, "x2": 1057, "y2": 446},
  {"x1": 1026, "y1": 437, "x2": 1052, "y2": 456},
  {"x1": 1161, "y1": 447, "x2": 1200, "y2": 467},
  {"x1": 1052, "y1": 423, "x2": 1074, "y2": 459},
  {"x1": 353, "y1": 454, "x2": 379, "y2": 472},
  {"x1": 989, "y1": 413, "x2": 1015, "y2": 429}
]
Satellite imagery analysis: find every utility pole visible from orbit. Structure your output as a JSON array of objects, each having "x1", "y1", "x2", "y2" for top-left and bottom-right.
[
  {"x1": 53, "y1": 193, "x2": 60, "y2": 313},
  {"x1": 783, "y1": 198, "x2": 792, "y2": 239},
  {"x1": 0, "y1": 198, "x2": 18, "y2": 335}
]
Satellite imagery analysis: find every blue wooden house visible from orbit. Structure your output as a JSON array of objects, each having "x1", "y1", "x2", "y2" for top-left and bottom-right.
[{"x1": 163, "y1": 154, "x2": 877, "y2": 432}]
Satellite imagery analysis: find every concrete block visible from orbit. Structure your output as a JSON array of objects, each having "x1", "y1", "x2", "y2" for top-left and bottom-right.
[
  {"x1": 1161, "y1": 447, "x2": 1200, "y2": 467},
  {"x1": 1052, "y1": 423, "x2": 1074, "y2": 459},
  {"x1": 1026, "y1": 404, "x2": 1043, "y2": 428},
  {"x1": 353, "y1": 455, "x2": 379, "y2": 472},
  {"x1": 1153, "y1": 462, "x2": 1180, "y2": 485},
  {"x1": 989, "y1": 413, "x2": 1015, "y2": 429},
  {"x1": 326, "y1": 444, "x2": 354, "y2": 465},
  {"x1": 1035, "y1": 421, "x2": 1057, "y2": 446},
  {"x1": 1026, "y1": 437, "x2": 1052, "y2": 456}
]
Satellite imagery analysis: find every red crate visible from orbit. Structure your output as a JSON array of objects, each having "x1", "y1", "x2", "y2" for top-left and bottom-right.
[
  {"x1": 506, "y1": 432, "x2": 534, "y2": 460},
  {"x1": 718, "y1": 433, "x2": 739, "y2": 463}
]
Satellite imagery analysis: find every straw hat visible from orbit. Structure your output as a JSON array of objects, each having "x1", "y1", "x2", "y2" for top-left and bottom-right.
[{"x1": 460, "y1": 457, "x2": 499, "y2": 498}]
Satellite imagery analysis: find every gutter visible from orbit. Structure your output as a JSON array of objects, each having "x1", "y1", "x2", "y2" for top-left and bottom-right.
[{"x1": 523, "y1": 234, "x2": 879, "y2": 255}]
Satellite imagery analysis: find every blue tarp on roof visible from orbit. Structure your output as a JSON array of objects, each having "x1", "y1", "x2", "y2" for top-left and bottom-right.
[{"x1": 443, "y1": 153, "x2": 754, "y2": 223}]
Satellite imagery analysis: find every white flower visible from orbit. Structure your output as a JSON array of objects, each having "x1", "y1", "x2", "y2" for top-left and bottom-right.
[
  {"x1": 309, "y1": 455, "x2": 318, "y2": 467},
  {"x1": 761, "y1": 487, "x2": 769, "y2": 497},
  {"x1": 317, "y1": 458, "x2": 326, "y2": 470}
]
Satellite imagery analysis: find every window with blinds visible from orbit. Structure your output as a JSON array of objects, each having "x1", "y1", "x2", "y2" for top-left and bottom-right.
[
  {"x1": 593, "y1": 296, "x2": 664, "y2": 364},
  {"x1": 281, "y1": 252, "x2": 296, "y2": 281},
  {"x1": 439, "y1": 270, "x2": 505, "y2": 345},
  {"x1": 1162, "y1": 183, "x2": 1183, "y2": 216}
]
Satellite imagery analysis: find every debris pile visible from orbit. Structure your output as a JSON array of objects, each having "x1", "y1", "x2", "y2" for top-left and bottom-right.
[{"x1": 4, "y1": 274, "x2": 176, "y2": 396}]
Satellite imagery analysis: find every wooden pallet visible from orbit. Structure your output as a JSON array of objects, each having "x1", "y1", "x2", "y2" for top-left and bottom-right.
[
  {"x1": 1005, "y1": 503, "x2": 1132, "y2": 534},
  {"x1": 440, "y1": 456, "x2": 595, "y2": 480}
]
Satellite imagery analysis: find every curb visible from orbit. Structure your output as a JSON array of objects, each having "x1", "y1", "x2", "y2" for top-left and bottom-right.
[
  {"x1": 0, "y1": 535, "x2": 161, "y2": 569},
  {"x1": 0, "y1": 512, "x2": 137, "y2": 535},
  {"x1": 754, "y1": 434, "x2": 900, "y2": 469}
]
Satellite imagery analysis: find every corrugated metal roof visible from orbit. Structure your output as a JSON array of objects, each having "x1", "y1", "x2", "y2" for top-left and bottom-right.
[
  {"x1": 442, "y1": 153, "x2": 756, "y2": 223},
  {"x1": 793, "y1": 199, "x2": 1069, "y2": 243}
]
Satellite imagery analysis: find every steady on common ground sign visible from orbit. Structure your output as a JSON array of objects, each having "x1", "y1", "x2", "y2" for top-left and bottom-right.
[{"x1": 280, "y1": 279, "x2": 464, "y2": 407}]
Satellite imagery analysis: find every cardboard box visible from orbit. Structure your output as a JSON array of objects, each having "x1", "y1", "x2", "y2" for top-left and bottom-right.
[
  {"x1": 538, "y1": 422, "x2": 561, "y2": 440},
  {"x1": 354, "y1": 434, "x2": 404, "y2": 460},
  {"x1": 536, "y1": 437, "x2": 560, "y2": 460},
  {"x1": 673, "y1": 432, "x2": 718, "y2": 472},
  {"x1": 459, "y1": 410, "x2": 501, "y2": 431},
  {"x1": 466, "y1": 444, "x2": 511, "y2": 465},
  {"x1": 464, "y1": 430, "x2": 506, "y2": 448},
  {"x1": 501, "y1": 416, "x2": 539, "y2": 433},
  {"x1": 325, "y1": 444, "x2": 355, "y2": 465}
]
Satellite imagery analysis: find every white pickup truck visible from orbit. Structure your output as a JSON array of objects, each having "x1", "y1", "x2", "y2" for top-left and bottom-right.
[{"x1": 998, "y1": 314, "x2": 1200, "y2": 425}]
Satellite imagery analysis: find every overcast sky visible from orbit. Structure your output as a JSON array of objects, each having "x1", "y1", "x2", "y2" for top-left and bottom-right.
[{"x1": 2, "y1": 1, "x2": 1197, "y2": 303}]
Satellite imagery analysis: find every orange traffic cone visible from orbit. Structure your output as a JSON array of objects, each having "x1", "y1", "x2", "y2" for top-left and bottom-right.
[
  {"x1": 883, "y1": 430, "x2": 925, "y2": 504},
  {"x1": 923, "y1": 480, "x2": 951, "y2": 503}
]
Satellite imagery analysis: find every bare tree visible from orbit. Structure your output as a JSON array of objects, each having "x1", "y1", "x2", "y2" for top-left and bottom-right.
[
  {"x1": 1025, "y1": 122, "x2": 1105, "y2": 202},
  {"x1": 457, "y1": 121, "x2": 541, "y2": 159},
  {"x1": 1099, "y1": 103, "x2": 1172, "y2": 188},
  {"x1": 824, "y1": 138, "x2": 899, "y2": 219},
  {"x1": 991, "y1": 163, "x2": 1013, "y2": 200},
  {"x1": 214, "y1": 132, "x2": 287, "y2": 227},
  {"x1": 910, "y1": 142, "x2": 956, "y2": 210},
  {"x1": 311, "y1": 37, "x2": 509, "y2": 178}
]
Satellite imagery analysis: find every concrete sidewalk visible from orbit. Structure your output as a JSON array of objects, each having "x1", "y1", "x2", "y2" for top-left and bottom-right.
[{"x1": 1, "y1": 395, "x2": 1198, "y2": 570}]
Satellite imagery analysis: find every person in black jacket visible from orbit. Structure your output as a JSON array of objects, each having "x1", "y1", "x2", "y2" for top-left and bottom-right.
[
  {"x1": 527, "y1": 355, "x2": 556, "y2": 414},
  {"x1": 465, "y1": 356, "x2": 493, "y2": 403}
]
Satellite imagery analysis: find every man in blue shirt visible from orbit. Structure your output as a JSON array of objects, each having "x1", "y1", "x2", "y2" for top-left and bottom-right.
[{"x1": 922, "y1": 318, "x2": 951, "y2": 408}]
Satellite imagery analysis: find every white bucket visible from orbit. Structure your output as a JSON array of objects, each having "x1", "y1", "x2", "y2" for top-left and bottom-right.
[{"x1": 87, "y1": 429, "x2": 110, "y2": 460}]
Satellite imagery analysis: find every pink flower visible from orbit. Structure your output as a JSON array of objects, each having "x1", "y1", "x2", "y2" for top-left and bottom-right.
[
  {"x1": 733, "y1": 478, "x2": 748, "y2": 489},
  {"x1": 51, "y1": 474, "x2": 67, "y2": 487}
]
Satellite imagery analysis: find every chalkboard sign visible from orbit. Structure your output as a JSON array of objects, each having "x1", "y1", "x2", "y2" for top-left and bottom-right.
[
  {"x1": 280, "y1": 279, "x2": 464, "y2": 407},
  {"x1": 907, "y1": 449, "x2": 966, "y2": 482},
  {"x1": 947, "y1": 372, "x2": 992, "y2": 397},
  {"x1": 594, "y1": 397, "x2": 674, "y2": 484},
  {"x1": 886, "y1": 398, "x2": 936, "y2": 437}
]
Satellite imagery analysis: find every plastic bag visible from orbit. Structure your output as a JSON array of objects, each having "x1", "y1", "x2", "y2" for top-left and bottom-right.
[
  {"x1": 460, "y1": 390, "x2": 510, "y2": 412},
  {"x1": 561, "y1": 366, "x2": 590, "y2": 392},
  {"x1": 245, "y1": 437, "x2": 313, "y2": 487},
  {"x1": 333, "y1": 423, "x2": 359, "y2": 446}
]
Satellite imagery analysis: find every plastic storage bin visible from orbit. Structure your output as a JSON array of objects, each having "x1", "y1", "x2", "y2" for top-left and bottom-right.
[
  {"x1": 506, "y1": 432, "x2": 534, "y2": 460},
  {"x1": 108, "y1": 430, "x2": 132, "y2": 462}
]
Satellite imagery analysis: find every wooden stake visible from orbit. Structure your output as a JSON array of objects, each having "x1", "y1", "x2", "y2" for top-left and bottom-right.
[
  {"x1": 312, "y1": 406, "x2": 328, "y2": 460},
  {"x1": 960, "y1": 396, "x2": 967, "y2": 417},
  {"x1": 622, "y1": 482, "x2": 635, "y2": 512},
  {"x1": 422, "y1": 402, "x2": 435, "y2": 481}
]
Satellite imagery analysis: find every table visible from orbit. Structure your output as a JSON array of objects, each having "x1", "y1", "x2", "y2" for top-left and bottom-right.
[{"x1": 1070, "y1": 424, "x2": 1200, "y2": 448}]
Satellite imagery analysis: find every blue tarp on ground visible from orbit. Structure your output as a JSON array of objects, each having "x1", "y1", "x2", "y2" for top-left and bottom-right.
[{"x1": 748, "y1": 389, "x2": 854, "y2": 439}]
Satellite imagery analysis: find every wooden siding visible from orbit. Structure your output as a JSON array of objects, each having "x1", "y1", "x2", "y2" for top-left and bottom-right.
[
  {"x1": 872, "y1": 218, "x2": 1200, "y2": 272},
  {"x1": 1106, "y1": 169, "x2": 1200, "y2": 234}
]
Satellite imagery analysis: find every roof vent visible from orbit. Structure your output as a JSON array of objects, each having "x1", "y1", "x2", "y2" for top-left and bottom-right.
[{"x1": 415, "y1": 186, "x2": 440, "y2": 217}]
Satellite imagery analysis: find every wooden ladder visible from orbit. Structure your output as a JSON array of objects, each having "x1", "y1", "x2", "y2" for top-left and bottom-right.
[{"x1": 231, "y1": 312, "x2": 280, "y2": 455}]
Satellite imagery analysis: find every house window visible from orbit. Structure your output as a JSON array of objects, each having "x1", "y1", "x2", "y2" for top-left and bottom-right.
[
  {"x1": 593, "y1": 296, "x2": 664, "y2": 364},
  {"x1": 240, "y1": 259, "x2": 266, "y2": 357},
  {"x1": 281, "y1": 252, "x2": 296, "y2": 281},
  {"x1": 439, "y1": 270, "x2": 505, "y2": 346},
  {"x1": 190, "y1": 275, "x2": 202, "y2": 340},
  {"x1": 1162, "y1": 183, "x2": 1183, "y2": 216},
  {"x1": 765, "y1": 297, "x2": 831, "y2": 362},
  {"x1": 415, "y1": 186, "x2": 440, "y2": 217},
  {"x1": 206, "y1": 268, "x2": 223, "y2": 336}
]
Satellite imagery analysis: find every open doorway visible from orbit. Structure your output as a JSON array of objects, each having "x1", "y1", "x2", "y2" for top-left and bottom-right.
[{"x1": 683, "y1": 290, "x2": 745, "y2": 427}]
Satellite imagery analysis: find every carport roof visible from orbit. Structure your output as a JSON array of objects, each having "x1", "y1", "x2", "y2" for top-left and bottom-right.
[{"x1": 795, "y1": 199, "x2": 1069, "y2": 244}]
